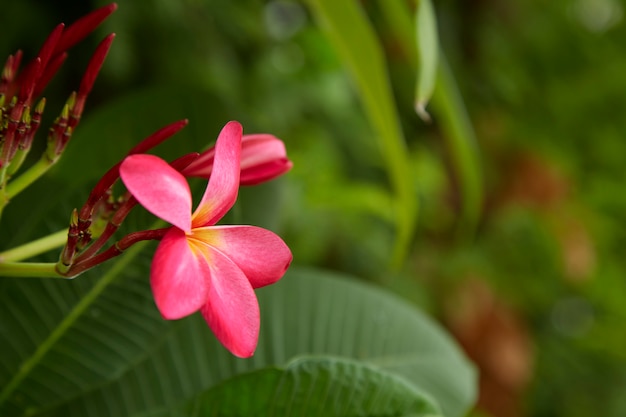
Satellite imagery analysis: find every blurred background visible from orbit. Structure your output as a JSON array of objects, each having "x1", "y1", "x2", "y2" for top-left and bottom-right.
[{"x1": 3, "y1": 0, "x2": 626, "y2": 416}]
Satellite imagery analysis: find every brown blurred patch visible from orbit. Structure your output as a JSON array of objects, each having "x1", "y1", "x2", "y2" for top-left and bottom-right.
[
  {"x1": 445, "y1": 278, "x2": 533, "y2": 417},
  {"x1": 489, "y1": 149, "x2": 596, "y2": 283},
  {"x1": 491, "y1": 151, "x2": 570, "y2": 211},
  {"x1": 551, "y1": 212, "x2": 596, "y2": 283}
]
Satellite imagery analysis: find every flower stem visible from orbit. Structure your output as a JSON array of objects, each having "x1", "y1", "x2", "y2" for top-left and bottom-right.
[
  {"x1": 0, "y1": 186, "x2": 8, "y2": 221},
  {"x1": 75, "y1": 194, "x2": 138, "y2": 262},
  {"x1": 64, "y1": 227, "x2": 168, "y2": 277},
  {"x1": 7, "y1": 148, "x2": 30, "y2": 177},
  {"x1": 0, "y1": 229, "x2": 68, "y2": 262},
  {"x1": 0, "y1": 262, "x2": 63, "y2": 278}
]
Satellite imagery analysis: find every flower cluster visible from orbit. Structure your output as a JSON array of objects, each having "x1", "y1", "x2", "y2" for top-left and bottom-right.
[
  {"x1": 0, "y1": 4, "x2": 117, "y2": 211},
  {"x1": 0, "y1": 3, "x2": 293, "y2": 357}
]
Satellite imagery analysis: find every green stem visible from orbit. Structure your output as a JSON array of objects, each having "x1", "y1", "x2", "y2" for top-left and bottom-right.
[
  {"x1": 0, "y1": 262, "x2": 62, "y2": 278},
  {"x1": 0, "y1": 188, "x2": 8, "y2": 222},
  {"x1": 0, "y1": 229, "x2": 68, "y2": 262},
  {"x1": 6, "y1": 147, "x2": 30, "y2": 177},
  {"x1": 0, "y1": 164, "x2": 9, "y2": 220},
  {"x1": 5, "y1": 155, "x2": 56, "y2": 200}
]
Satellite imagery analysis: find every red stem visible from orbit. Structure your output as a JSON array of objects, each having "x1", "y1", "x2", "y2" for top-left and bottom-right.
[
  {"x1": 75, "y1": 193, "x2": 139, "y2": 262},
  {"x1": 64, "y1": 227, "x2": 168, "y2": 277}
]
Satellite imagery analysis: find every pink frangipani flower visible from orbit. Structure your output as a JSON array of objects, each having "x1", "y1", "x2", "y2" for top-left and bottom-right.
[
  {"x1": 183, "y1": 133, "x2": 293, "y2": 185},
  {"x1": 119, "y1": 121, "x2": 292, "y2": 357}
]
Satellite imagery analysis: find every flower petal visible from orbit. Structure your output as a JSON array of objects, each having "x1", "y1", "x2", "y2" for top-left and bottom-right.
[
  {"x1": 192, "y1": 121, "x2": 242, "y2": 227},
  {"x1": 195, "y1": 243, "x2": 260, "y2": 357},
  {"x1": 238, "y1": 134, "x2": 292, "y2": 185},
  {"x1": 239, "y1": 158, "x2": 293, "y2": 185},
  {"x1": 192, "y1": 225, "x2": 292, "y2": 288},
  {"x1": 120, "y1": 154, "x2": 192, "y2": 232},
  {"x1": 151, "y1": 228, "x2": 209, "y2": 319},
  {"x1": 239, "y1": 134, "x2": 288, "y2": 170}
]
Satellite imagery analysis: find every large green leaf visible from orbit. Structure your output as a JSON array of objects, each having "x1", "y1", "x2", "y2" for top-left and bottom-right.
[
  {"x1": 184, "y1": 356, "x2": 443, "y2": 417},
  {"x1": 0, "y1": 267, "x2": 475, "y2": 417}
]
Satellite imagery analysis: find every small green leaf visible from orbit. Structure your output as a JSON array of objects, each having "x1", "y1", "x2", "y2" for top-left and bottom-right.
[
  {"x1": 414, "y1": 0, "x2": 440, "y2": 121},
  {"x1": 186, "y1": 356, "x2": 443, "y2": 417}
]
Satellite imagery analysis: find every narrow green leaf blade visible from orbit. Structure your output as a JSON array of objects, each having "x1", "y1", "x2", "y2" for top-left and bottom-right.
[
  {"x1": 377, "y1": 1, "x2": 483, "y2": 236},
  {"x1": 306, "y1": 0, "x2": 417, "y2": 267},
  {"x1": 414, "y1": 0, "x2": 440, "y2": 121}
]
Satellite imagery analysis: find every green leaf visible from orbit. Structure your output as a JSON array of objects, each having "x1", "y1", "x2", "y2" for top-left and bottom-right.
[
  {"x1": 306, "y1": 0, "x2": 417, "y2": 267},
  {"x1": 414, "y1": 0, "x2": 440, "y2": 121},
  {"x1": 0, "y1": 268, "x2": 475, "y2": 417},
  {"x1": 0, "y1": 243, "x2": 163, "y2": 417},
  {"x1": 185, "y1": 356, "x2": 443, "y2": 417}
]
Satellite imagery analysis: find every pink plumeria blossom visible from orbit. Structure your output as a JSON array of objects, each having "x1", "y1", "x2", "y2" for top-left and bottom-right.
[
  {"x1": 183, "y1": 133, "x2": 293, "y2": 185},
  {"x1": 119, "y1": 121, "x2": 292, "y2": 357}
]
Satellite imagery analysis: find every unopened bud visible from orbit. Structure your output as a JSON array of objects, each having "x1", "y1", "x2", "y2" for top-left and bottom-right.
[
  {"x1": 17, "y1": 58, "x2": 41, "y2": 106},
  {"x1": 33, "y1": 52, "x2": 68, "y2": 99},
  {"x1": 36, "y1": 24, "x2": 64, "y2": 73}
]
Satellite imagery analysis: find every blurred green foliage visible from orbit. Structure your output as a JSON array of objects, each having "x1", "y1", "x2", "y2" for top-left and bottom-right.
[{"x1": 3, "y1": 0, "x2": 626, "y2": 416}]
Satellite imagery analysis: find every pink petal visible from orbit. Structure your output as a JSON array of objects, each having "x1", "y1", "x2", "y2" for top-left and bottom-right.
[
  {"x1": 192, "y1": 121, "x2": 242, "y2": 227},
  {"x1": 194, "y1": 242, "x2": 260, "y2": 357},
  {"x1": 120, "y1": 154, "x2": 192, "y2": 232},
  {"x1": 191, "y1": 225, "x2": 292, "y2": 288},
  {"x1": 151, "y1": 228, "x2": 209, "y2": 319},
  {"x1": 239, "y1": 134, "x2": 288, "y2": 170},
  {"x1": 239, "y1": 158, "x2": 293, "y2": 185}
]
